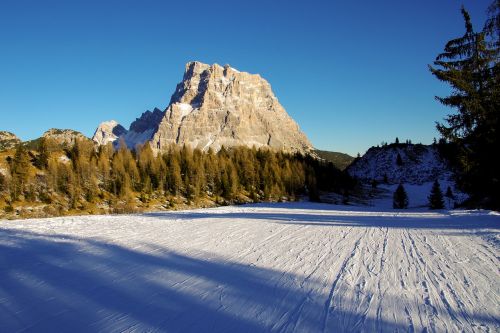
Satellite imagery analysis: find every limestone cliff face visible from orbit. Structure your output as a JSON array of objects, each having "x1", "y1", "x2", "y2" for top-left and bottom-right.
[
  {"x1": 92, "y1": 121, "x2": 127, "y2": 145},
  {"x1": 91, "y1": 61, "x2": 313, "y2": 153},
  {"x1": 150, "y1": 62, "x2": 313, "y2": 153}
]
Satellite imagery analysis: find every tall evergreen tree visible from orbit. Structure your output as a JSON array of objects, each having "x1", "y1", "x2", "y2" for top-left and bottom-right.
[
  {"x1": 428, "y1": 180, "x2": 445, "y2": 209},
  {"x1": 445, "y1": 185, "x2": 455, "y2": 208},
  {"x1": 0, "y1": 173, "x2": 6, "y2": 193},
  {"x1": 396, "y1": 153, "x2": 403, "y2": 166},
  {"x1": 168, "y1": 154, "x2": 183, "y2": 196},
  {"x1": 429, "y1": 4, "x2": 500, "y2": 207},
  {"x1": 34, "y1": 138, "x2": 50, "y2": 169},
  {"x1": 10, "y1": 144, "x2": 31, "y2": 200},
  {"x1": 393, "y1": 183, "x2": 409, "y2": 209}
]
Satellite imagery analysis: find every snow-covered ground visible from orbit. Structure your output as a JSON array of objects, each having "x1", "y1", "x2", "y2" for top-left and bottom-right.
[
  {"x1": 369, "y1": 181, "x2": 468, "y2": 209},
  {"x1": 1, "y1": 202, "x2": 499, "y2": 332}
]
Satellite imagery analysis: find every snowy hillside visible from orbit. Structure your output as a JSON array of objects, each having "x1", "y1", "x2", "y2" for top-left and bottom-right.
[
  {"x1": 1, "y1": 203, "x2": 498, "y2": 332},
  {"x1": 348, "y1": 144, "x2": 450, "y2": 184}
]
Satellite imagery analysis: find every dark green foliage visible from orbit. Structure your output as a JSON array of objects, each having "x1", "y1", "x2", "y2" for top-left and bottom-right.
[
  {"x1": 393, "y1": 183, "x2": 409, "y2": 209},
  {"x1": 9, "y1": 144, "x2": 31, "y2": 200},
  {"x1": 0, "y1": 173, "x2": 6, "y2": 192},
  {"x1": 383, "y1": 174, "x2": 388, "y2": 184},
  {"x1": 445, "y1": 185, "x2": 455, "y2": 208},
  {"x1": 445, "y1": 186, "x2": 455, "y2": 199},
  {"x1": 428, "y1": 180, "x2": 445, "y2": 209},
  {"x1": 313, "y1": 150, "x2": 354, "y2": 170},
  {"x1": 396, "y1": 153, "x2": 403, "y2": 166},
  {"x1": 34, "y1": 138, "x2": 50, "y2": 169},
  {"x1": 429, "y1": 3, "x2": 500, "y2": 208}
]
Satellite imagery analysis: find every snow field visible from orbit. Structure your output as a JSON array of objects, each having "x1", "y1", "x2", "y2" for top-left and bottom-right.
[{"x1": 0, "y1": 202, "x2": 499, "y2": 332}]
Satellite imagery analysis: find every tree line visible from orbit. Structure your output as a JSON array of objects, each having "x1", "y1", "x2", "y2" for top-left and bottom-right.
[{"x1": 0, "y1": 138, "x2": 353, "y2": 216}]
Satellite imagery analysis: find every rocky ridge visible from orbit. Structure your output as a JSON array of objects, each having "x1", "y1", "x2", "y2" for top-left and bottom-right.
[
  {"x1": 42, "y1": 129, "x2": 89, "y2": 146},
  {"x1": 92, "y1": 61, "x2": 313, "y2": 154},
  {"x1": 0, "y1": 131, "x2": 21, "y2": 150}
]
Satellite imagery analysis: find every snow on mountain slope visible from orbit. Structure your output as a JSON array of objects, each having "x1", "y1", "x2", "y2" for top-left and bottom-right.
[
  {"x1": 92, "y1": 120, "x2": 127, "y2": 145},
  {"x1": 348, "y1": 144, "x2": 450, "y2": 184},
  {"x1": 1, "y1": 203, "x2": 498, "y2": 332}
]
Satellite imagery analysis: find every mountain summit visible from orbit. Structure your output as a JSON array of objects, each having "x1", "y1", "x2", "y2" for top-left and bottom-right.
[{"x1": 92, "y1": 61, "x2": 313, "y2": 153}]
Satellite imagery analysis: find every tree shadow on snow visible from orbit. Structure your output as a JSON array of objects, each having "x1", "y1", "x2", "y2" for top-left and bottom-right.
[
  {"x1": 144, "y1": 208, "x2": 500, "y2": 233},
  {"x1": 0, "y1": 228, "x2": 498, "y2": 332}
]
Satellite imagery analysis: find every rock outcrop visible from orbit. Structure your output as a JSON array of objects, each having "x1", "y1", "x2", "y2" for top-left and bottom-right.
[
  {"x1": 93, "y1": 61, "x2": 313, "y2": 154},
  {"x1": 120, "y1": 108, "x2": 164, "y2": 148},
  {"x1": 42, "y1": 129, "x2": 89, "y2": 146},
  {"x1": 151, "y1": 62, "x2": 312, "y2": 153},
  {"x1": 92, "y1": 120, "x2": 127, "y2": 145},
  {"x1": 0, "y1": 131, "x2": 21, "y2": 150}
]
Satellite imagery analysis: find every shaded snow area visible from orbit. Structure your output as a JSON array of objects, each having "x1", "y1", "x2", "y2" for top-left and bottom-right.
[
  {"x1": 369, "y1": 182, "x2": 469, "y2": 209},
  {"x1": 348, "y1": 145, "x2": 451, "y2": 185},
  {"x1": 1, "y1": 203, "x2": 499, "y2": 332}
]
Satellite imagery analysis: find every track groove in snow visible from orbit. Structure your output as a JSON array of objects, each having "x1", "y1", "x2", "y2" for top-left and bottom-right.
[{"x1": 0, "y1": 202, "x2": 499, "y2": 332}]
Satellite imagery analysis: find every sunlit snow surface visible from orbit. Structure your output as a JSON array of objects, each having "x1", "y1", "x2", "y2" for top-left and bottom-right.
[{"x1": 1, "y1": 202, "x2": 499, "y2": 332}]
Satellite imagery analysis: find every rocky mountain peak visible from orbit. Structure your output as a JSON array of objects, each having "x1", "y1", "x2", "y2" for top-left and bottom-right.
[
  {"x1": 152, "y1": 61, "x2": 313, "y2": 153},
  {"x1": 92, "y1": 121, "x2": 127, "y2": 146},
  {"x1": 129, "y1": 108, "x2": 164, "y2": 133},
  {"x1": 92, "y1": 61, "x2": 313, "y2": 154}
]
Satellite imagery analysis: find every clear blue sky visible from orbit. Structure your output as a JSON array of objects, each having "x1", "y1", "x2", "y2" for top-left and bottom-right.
[{"x1": 0, "y1": 0, "x2": 491, "y2": 155}]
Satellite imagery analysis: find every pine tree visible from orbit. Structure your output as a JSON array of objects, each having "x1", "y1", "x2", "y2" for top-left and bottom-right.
[
  {"x1": 430, "y1": 4, "x2": 500, "y2": 207},
  {"x1": 428, "y1": 180, "x2": 445, "y2": 209},
  {"x1": 10, "y1": 144, "x2": 31, "y2": 200},
  {"x1": 34, "y1": 138, "x2": 50, "y2": 169},
  {"x1": 0, "y1": 173, "x2": 6, "y2": 192},
  {"x1": 168, "y1": 154, "x2": 182, "y2": 196},
  {"x1": 383, "y1": 174, "x2": 388, "y2": 184},
  {"x1": 396, "y1": 153, "x2": 403, "y2": 166},
  {"x1": 445, "y1": 185, "x2": 455, "y2": 208},
  {"x1": 97, "y1": 144, "x2": 112, "y2": 191},
  {"x1": 393, "y1": 183, "x2": 409, "y2": 209},
  {"x1": 306, "y1": 166, "x2": 320, "y2": 202}
]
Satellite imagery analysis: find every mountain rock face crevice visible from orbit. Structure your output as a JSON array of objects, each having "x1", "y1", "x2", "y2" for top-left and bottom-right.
[{"x1": 92, "y1": 61, "x2": 313, "y2": 154}]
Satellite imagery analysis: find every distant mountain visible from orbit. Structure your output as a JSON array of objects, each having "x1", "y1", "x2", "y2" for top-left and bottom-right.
[
  {"x1": 42, "y1": 129, "x2": 89, "y2": 146},
  {"x1": 92, "y1": 61, "x2": 313, "y2": 154},
  {"x1": 314, "y1": 150, "x2": 353, "y2": 170},
  {"x1": 92, "y1": 121, "x2": 127, "y2": 146},
  {"x1": 347, "y1": 143, "x2": 452, "y2": 184},
  {"x1": 23, "y1": 129, "x2": 90, "y2": 150},
  {"x1": 0, "y1": 131, "x2": 21, "y2": 151}
]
